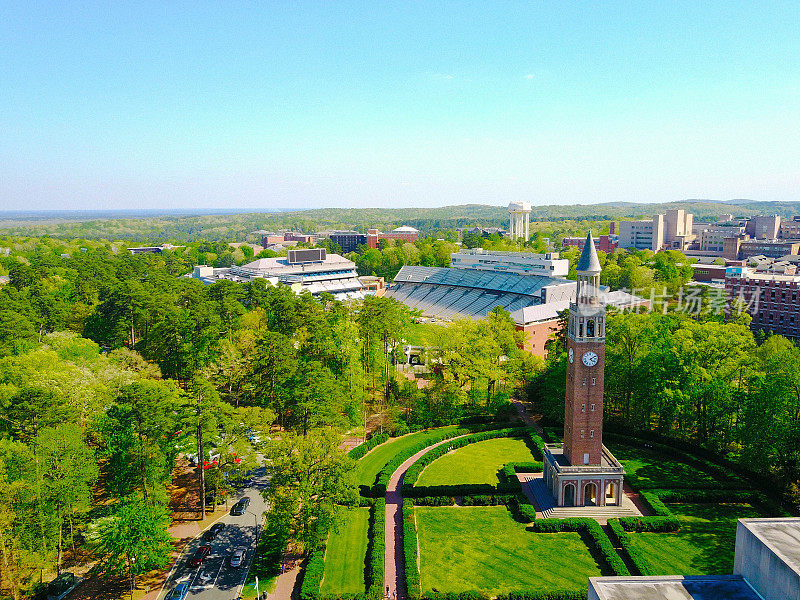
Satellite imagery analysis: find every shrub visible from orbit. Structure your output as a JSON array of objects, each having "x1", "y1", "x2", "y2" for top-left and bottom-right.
[
  {"x1": 366, "y1": 499, "x2": 386, "y2": 599},
  {"x1": 422, "y1": 592, "x2": 490, "y2": 600},
  {"x1": 401, "y1": 427, "x2": 535, "y2": 496},
  {"x1": 607, "y1": 518, "x2": 655, "y2": 576},
  {"x1": 394, "y1": 422, "x2": 411, "y2": 436},
  {"x1": 350, "y1": 433, "x2": 391, "y2": 461},
  {"x1": 516, "y1": 504, "x2": 537, "y2": 523},
  {"x1": 402, "y1": 499, "x2": 421, "y2": 600},
  {"x1": 618, "y1": 516, "x2": 680, "y2": 532},
  {"x1": 528, "y1": 518, "x2": 629, "y2": 576},
  {"x1": 413, "y1": 496, "x2": 456, "y2": 506},
  {"x1": 497, "y1": 592, "x2": 586, "y2": 600},
  {"x1": 300, "y1": 547, "x2": 326, "y2": 600}
]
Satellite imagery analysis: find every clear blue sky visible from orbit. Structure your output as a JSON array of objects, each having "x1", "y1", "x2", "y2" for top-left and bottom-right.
[{"x1": 1, "y1": 2, "x2": 798, "y2": 211}]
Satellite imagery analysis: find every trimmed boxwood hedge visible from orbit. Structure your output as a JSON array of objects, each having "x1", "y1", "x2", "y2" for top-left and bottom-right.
[
  {"x1": 366, "y1": 499, "x2": 386, "y2": 599},
  {"x1": 300, "y1": 546, "x2": 327, "y2": 600},
  {"x1": 607, "y1": 518, "x2": 654, "y2": 576},
  {"x1": 349, "y1": 433, "x2": 391, "y2": 460},
  {"x1": 403, "y1": 499, "x2": 421, "y2": 600},
  {"x1": 401, "y1": 428, "x2": 544, "y2": 498},
  {"x1": 422, "y1": 592, "x2": 490, "y2": 600},
  {"x1": 496, "y1": 592, "x2": 587, "y2": 600},
  {"x1": 528, "y1": 518, "x2": 629, "y2": 576},
  {"x1": 371, "y1": 427, "x2": 476, "y2": 497}
]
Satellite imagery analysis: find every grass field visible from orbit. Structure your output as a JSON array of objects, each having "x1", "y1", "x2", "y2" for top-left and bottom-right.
[
  {"x1": 627, "y1": 503, "x2": 765, "y2": 575},
  {"x1": 415, "y1": 437, "x2": 537, "y2": 487},
  {"x1": 415, "y1": 506, "x2": 603, "y2": 594},
  {"x1": 608, "y1": 444, "x2": 731, "y2": 490},
  {"x1": 320, "y1": 507, "x2": 370, "y2": 595},
  {"x1": 353, "y1": 426, "x2": 459, "y2": 488}
]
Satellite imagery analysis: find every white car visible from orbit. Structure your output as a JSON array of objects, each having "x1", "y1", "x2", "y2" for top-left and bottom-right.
[{"x1": 229, "y1": 547, "x2": 247, "y2": 568}]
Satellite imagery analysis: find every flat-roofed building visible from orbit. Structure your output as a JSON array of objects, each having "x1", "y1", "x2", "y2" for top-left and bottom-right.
[
  {"x1": 189, "y1": 248, "x2": 364, "y2": 300},
  {"x1": 561, "y1": 235, "x2": 617, "y2": 253},
  {"x1": 328, "y1": 231, "x2": 367, "y2": 253},
  {"x1": 726, "y1": 266, "x2": 800, "y2": 340},
  {"x1": 746, "y1": 215, "x2": 782, "y2": 240},
  {"x1": 450, "y1": 249, "x2": 569, "y2": 277},
  {"x1": 589, "y1": 517, "x2": 800, "y2": 600}
]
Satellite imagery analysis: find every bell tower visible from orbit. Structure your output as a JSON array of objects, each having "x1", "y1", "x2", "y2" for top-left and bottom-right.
[{"x1": 564, "y1": 232, "x2": 606, "y2": 466}]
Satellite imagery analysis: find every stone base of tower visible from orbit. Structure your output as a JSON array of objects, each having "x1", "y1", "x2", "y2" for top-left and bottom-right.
[{"x1": 543, "y1": 443, "x2": 625, "y2": 507}]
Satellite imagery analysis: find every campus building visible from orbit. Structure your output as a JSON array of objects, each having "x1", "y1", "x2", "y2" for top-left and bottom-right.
[
  {"x1": 589, "y1": 517, "x2": 800, "y2": 600},
  {"x1": 562, "y1": 235, "x2": 617, "y2": 253},
  {"x1": 725, "y1": 266, "x2": 800, "y2": 340},
  {"x1": 618, "y1": 209, "x2": 694, "y2": 252},
  {"x1": 543, "y1": 234, "x2": 625, "y2": 507},
  {"x1": 450, "y1": 249, "x2": 569, "y2": 277},
  {"x1": 189, "y1": 248, "x2": 365, "y2": 300},
  {"x1": 365, "y1": 226, "x2": 420, "y2": 248},
  {"x1": 328, "y1": 231, "x2": 368, "y2": 253}
]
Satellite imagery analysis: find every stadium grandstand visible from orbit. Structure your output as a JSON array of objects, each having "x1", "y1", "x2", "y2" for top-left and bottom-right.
[{"x1": 387, "y1": 265, "x2": 576, "y2": 320}]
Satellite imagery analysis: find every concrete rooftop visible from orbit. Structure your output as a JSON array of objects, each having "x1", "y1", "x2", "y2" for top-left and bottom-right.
[
  {"x1": 589, "y1": 575, "x2": 763, "y2": 600},
  {"x1": 740, "y1": 518, "x2": 800, "y2": 576}
]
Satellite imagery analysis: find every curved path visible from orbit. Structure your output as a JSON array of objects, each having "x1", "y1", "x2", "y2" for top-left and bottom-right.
[{"x1": 384, "y1": 436, "x2": 468, "y2": 600}]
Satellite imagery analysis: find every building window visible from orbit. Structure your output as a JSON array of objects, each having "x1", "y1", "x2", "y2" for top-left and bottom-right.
[
  {"x1": 587, "y1": 320, "x2": 595, "y2": 337},
  {"x1": 581, "y1": 430, "x2": 585, "y2": 438},
  {"x1": 582, "y1": 377, "x2": 587, "y2": 386},
  {"x1": 590, "y1": 430, "x2": 594, "y2": 438},
  {"x1": 591, "y1": 403, "x2": 595, "y2": 412},
  {"x1": 579, "y1": 323, "x2": 584, "y2": 337},
  {"x1": 581, "y1": 404, "x2": 586, "y2": 412},
  {"x1": 591, "y1": 377, "x2": 596, "y2": 386}
]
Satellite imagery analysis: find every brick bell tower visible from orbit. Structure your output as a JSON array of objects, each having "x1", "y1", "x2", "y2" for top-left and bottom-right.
[
  {"x1": 563, "y1": 232, "x2": 606, "y2": 465},
  {"x1": 542, "y1": 232, "x2": 625, "y2": 508}
]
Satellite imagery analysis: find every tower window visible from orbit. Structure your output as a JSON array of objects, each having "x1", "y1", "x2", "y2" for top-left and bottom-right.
[
  {"x1": 579, "y1": 323, "x2": 584, "y2": 337},
  {"x1": 581, "y1": 404, "x2": 586, "y2": 412},
  {"x1": 591, "y1": 403, "x2": 595, "y2": 412},
  {"x1": 590, "y1": 430, "x2": 594, "y2": 438},
  {"x1": 582, "y1": 377, "x2": 586, "y2": 386},
  {"x1": 581, "y1": 429, "x2": 585, "y2": 438},
  {"x1": 591, "y1": 377, "x2": 596, "y2": 386},
  {"x1": 587, "y1": 320, "x2": 595, "y2": 337}
]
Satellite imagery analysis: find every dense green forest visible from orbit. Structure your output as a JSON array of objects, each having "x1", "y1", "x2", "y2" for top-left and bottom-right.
[{"x1": 3, "y1": 198, "x2": 799, "y2": 243}]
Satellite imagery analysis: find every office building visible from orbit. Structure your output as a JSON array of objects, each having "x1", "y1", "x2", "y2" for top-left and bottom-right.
[
  {"x1": 328, "y1": 231, "x2": 368, "y2": 253},
  {"x1": 562, "y1": 235, "x2": 617, "y2": 253},
  {"x1": 746, "y1": 215, "x2": 782, "y2": 240}
]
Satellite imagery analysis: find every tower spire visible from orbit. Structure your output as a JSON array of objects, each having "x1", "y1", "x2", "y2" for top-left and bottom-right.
[{"x1": 576, "y1": 232, "x2": 601, "y2": 273}]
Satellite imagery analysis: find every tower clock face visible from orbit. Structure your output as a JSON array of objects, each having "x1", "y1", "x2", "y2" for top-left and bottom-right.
[
  {"x1": 582, "y1": 351, "x2": 598, "y2": 367},
  {"x1": 568, "y1": 348, "x2": 574, "y2": 363}
]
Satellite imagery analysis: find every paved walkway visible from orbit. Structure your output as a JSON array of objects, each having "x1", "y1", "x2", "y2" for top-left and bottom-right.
[
  {"x1": 384, "y1": 436, "x2": 467, "y2": 599},
  {"x1": 268, "y1": 552, "x2": 304, "y2": 600}
]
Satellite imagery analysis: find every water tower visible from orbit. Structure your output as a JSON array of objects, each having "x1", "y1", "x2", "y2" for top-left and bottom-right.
[{"x1": 508, "y1": 202, "x2": 532, "y2": 241}]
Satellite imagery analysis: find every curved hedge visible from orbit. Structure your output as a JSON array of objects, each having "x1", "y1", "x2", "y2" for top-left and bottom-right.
[
  {"x1": 529, "y1": 518, "x2": 629, "y2": 576},
  {"x1": 349, "y1": 432, "x2": 391, "y2": 460},
  {"x1": 402, "y1": 499, "x2": 421, "y2": 600},
  {"x1": 496, "y1": 592, "x2": 586, "y2": 600},
  {"x1": 401, "y1": 428, "x2": 542, "y2": 497},
  {"x1": 370, "y1": 427, "x2": 476, "y2": 496}
]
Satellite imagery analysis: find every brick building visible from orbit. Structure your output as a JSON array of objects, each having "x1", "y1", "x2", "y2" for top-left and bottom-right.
[
  {"x1": 725, "y1": 266, "x2": 800, "y2": 340},
  {"x1": 561, "y1": 234, "x2": 617, "y2": 253},
  {"x1": 365, "y1": 225, "x2": 420, "y2": 248}
]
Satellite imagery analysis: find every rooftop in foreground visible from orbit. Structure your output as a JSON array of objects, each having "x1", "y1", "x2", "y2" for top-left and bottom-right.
[
  {"x1": 739, "y1": 517, "x2": 800, "y2": 576},
  {"x1": 589, "y1": 575, "x2": 762, "y2": 600}
]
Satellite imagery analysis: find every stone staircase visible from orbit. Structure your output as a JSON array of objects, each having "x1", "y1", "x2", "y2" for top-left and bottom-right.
[{"x1": 520, "y1": 475, "x2": 638, "y2": 520}]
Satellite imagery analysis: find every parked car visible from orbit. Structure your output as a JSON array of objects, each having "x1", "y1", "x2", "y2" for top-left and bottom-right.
[
  {"x1": 229, "y1": 547, "x2": 247, "y2": 567},
  {"x1": 165, "y1": 583, "x2": 190, "y2": 600},
  {"x1": 203, "y1": 523, "x2": 225, "y2": 541},
  {"x1": 188, "y1": 545, "x2": 211, "y2": 567},
  {"x1": 231, "y1": 497, "x2": 250, "y2": 516}
]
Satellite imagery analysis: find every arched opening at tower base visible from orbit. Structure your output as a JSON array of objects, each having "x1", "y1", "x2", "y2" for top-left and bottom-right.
[
  {"x1": 563, "y1": 483, "x2": 575, "y2": 507},
  {"x1": 605, "y1": 481, "x2": 618, "y2": 505},
  {"x1": 584, "y1": 482, "x2": 598, "y2": 506}
]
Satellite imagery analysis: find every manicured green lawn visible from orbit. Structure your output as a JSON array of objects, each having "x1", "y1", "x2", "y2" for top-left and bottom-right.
[
  {"x1": 627, "y1": 503, "x2": 765, "y2": 575},
  {"x1": 608, "y1": 444, "x2": 733, "y2": 490},
  {"x1": 416, "y1": 506, "x2": 603, "y2": 594},
  {"x1": 353, "y1": 426, "x2": 459, "y2": 488},
  {"x1": 320, "y1": 507, "x2": 370, "y2": 595},
  {"x1": 416, "y1": 437, "x2": 537, "y2": 487}
]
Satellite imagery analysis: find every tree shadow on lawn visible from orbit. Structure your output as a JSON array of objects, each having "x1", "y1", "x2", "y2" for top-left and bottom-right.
[{"x1": 674, "y1": 503, "x2": 760, "y2": 575}]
